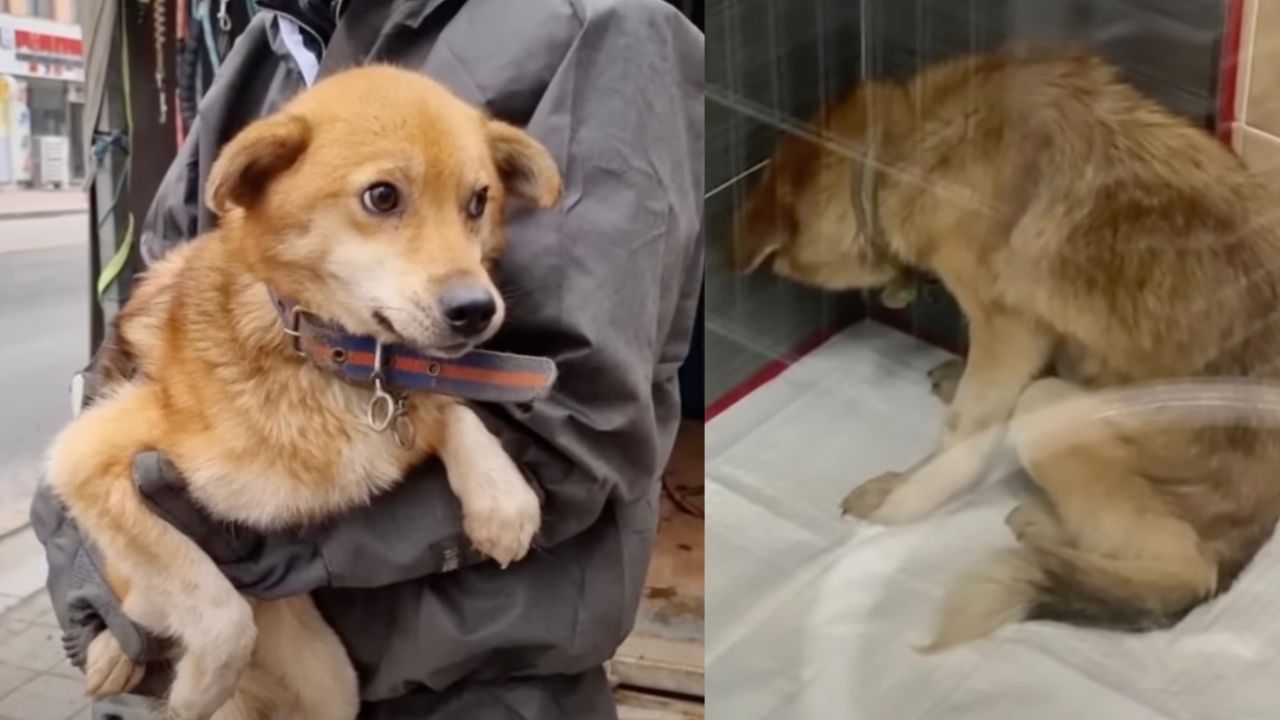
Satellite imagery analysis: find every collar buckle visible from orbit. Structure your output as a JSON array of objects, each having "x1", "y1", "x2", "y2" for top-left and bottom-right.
[
  {"x1": 365, "y1": 341, "x2": 414, "y2": 447},
  {"x1": 366, "y1": 341, "x2": 396, "y2": 431},
  {"x1": 279, "y1": 303, "x2": 312, "y2": 356}
]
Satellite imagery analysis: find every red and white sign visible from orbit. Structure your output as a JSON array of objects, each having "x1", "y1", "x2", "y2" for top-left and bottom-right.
[
  {"x1": 15, "y1": 30, "x2": 83, "y2": 59},
  {"x1": 0, "y1": 15, "x2": 83, "y2": 82}
]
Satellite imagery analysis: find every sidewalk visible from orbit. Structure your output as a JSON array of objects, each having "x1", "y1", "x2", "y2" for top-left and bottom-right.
[
  {"x1": 0, "y1": 528, "x2": 87, "y2": 720},
  {"x1": 0, "y1": 189, "x2": 88, "y2": 221}
]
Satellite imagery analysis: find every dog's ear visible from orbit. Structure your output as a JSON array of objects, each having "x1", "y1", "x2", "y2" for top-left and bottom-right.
[
  {"x1": 206, "y1": 113, "x2": 311, "y2": 216},
  {"x1": 733, "y1": 172, "x2": 794, "y2": 273},
  {"x1": 487, "y1": 120, "x2": 561, "y2": 209}
]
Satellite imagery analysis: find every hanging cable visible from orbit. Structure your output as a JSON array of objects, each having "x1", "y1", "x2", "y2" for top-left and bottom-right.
[
  {"x1": 215, "y1": 0, "x2": 231, "y2": 57},
  {"x1": 177, "y1": 0, "x2": 199, "y2": 127},
  {"x1": 177, "y1": 31, "x2": 200, "y2": 130},
  {"x1": 95, "y1": 155, "x2": 131, "y2": 234},
  {"x1": 174, "y1": 0, "x2": 189, "y2": 145},
  {"x1": 152, "y1": 0, "x2": 167, "y2": 124},
  {"x1": 83, "y1": 130, "x2": 126, "y2": 192},
  {"x1": 196, "y1": 0, "x2": 221, "y2": 70},
  {"x1": 96, "y1": 8, "x2": 137, "y2": 300},
  {"x1": 193, "y1": 0, "x2": 207, "y2": 108}
]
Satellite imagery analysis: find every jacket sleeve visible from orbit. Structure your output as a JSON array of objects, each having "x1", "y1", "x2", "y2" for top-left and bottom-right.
[{"x1": 316, "y1": 0, "x2": 705, "y2": 589}]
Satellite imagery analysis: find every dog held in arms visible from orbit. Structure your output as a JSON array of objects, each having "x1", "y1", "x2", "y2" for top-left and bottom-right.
[
  {"x1": 733, "y1": 48, "x2": 1280, "y2": 650},
  {"x1": 43, "y1": 66, "x2": 561, "y2": 719}
]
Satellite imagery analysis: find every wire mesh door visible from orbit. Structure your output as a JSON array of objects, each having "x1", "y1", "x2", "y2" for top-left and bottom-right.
[{"x1": 704, "y1": 0, "x2": 1226, "y2": 415}]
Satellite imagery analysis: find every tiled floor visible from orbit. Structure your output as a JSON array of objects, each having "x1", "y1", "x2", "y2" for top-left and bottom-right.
[
  {"x1": 0, "y1": 529, "x2": 53, "y2": 617},
  {"x1": 0, "y1": 592, "x2": 90, "y2": 720}
]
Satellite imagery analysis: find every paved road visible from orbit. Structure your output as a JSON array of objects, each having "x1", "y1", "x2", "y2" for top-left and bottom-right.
[{"x1": 0, "y1": 215, "x2": 89, "y2": 533}]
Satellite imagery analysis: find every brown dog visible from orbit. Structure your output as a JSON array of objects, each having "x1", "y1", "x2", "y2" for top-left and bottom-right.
[
  {"x1": 44, "y1": 66, "x2": 561, "y2": 719},
  {"x1": 735, "y1": 48, "x2": 1280, "y2": 649}
]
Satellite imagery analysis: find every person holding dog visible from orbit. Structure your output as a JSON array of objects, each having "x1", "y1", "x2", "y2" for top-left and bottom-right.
[{"x1": 31, "y1": 1, "x2": 704, "y2": 718}]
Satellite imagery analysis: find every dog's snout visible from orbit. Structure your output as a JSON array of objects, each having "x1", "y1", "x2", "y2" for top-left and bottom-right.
[{"x1": 441, "y1": 283, "x2": 497, "y2": 337}]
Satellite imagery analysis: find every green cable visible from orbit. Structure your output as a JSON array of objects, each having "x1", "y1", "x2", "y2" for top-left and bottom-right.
[
  {"x1": 96, "y1": 213, "x2": 134, "y2": 298},
  {"x1": 95, "y1": 3, "x2": 137, "y2": 301},
  {"x1": 95, "y1": 164, "x2": 133, "y2": 296},
  {"x1": 95, "y1": 162, "x2": 130, "y2": 232}
]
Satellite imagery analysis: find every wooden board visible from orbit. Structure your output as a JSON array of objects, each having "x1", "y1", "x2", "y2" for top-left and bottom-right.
[
  {"x1": 612, "y1": 420, "x2": 705, "y2": 698},
  {"x1": 616, "y1": 689, "x2": 704, "y2": 720}
]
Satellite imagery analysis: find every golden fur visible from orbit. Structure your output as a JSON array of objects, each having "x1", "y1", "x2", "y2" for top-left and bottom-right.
[
  {"x1": 735, "y1": 48, "x2": 1280, "y2": 648},
  {"x1": 45, "y1": 66, "x2": 561, "y2": 719}
]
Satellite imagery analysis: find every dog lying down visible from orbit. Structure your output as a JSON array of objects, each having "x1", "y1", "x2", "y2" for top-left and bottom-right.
[
  {"x1": 44, "y1": 66, "x2": 562, "y2": 720},
  {"x1": 736, "y1": 48, "x2": 1280, "y2": 651}
]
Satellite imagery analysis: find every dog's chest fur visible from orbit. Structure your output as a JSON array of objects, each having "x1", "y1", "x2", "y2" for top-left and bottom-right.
[
  {"x1": 175, "y1": 377, "x2": 445, "y2": 530},
  {"x1": 108, "y1": 236, "x2": 450, "y2": 530}
]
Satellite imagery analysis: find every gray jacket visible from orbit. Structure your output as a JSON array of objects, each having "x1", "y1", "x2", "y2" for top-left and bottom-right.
[{"x1": 30, "y1": 1, "x2": 703, "y2": 717}]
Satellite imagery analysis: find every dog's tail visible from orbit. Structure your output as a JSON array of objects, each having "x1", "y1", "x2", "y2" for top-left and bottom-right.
[
  {"x1": 921, "y1": 544, "x2": 1218, "y2": 653},
  {"x1": 919, "y1": 548, "x2": 1044, "y2": 653}
]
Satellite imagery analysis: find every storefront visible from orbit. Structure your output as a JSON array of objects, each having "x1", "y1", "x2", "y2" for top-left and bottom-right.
[{"x1": 0, "y1": 13, "x2": 84, "y2": 187}]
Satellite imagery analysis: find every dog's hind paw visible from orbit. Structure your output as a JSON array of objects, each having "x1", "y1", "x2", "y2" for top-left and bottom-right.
[
  {"x1": 85, "y1": 631, "x2": 145, "y2": 699},
  {"x1": 1005, "y1": 501, "x2": 1067, "y2": 546}
]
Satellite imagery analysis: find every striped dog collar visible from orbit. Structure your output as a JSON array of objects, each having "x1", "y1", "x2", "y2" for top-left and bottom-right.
[{"x1": 271, "y1": 294, "x2": 557, "y2": 406}]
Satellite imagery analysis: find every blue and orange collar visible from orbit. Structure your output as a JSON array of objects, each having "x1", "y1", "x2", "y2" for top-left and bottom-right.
[{"x1": 271, "y1": 294, "x2": 557, "y2": 405}]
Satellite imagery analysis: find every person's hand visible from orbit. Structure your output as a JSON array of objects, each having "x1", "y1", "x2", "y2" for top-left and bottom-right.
[{"x1": 132, "y1": 452, "x2": 331, "y2": 599}]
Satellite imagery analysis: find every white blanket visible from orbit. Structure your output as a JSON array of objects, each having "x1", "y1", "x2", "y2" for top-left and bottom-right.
[{"x1": 707, "y1": 322, "x2": 1280, "y2": 720}]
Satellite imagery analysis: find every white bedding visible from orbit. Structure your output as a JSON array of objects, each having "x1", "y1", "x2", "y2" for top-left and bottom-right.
[{"x1": 707, "y1": 322, "x2": 1280, "y2": 720}]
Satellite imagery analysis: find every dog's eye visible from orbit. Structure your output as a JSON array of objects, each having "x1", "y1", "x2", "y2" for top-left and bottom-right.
[
  {"x1": 361, "y1": 183, "x2": 400, "y2": 215},
  {"x1": 466, "y1": 186, "x2": 489, "y2": 220}
]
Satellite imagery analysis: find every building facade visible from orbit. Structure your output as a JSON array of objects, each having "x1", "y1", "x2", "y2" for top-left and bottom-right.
[{"x1": 0, "y1": 0, "x2": 83, "y2": 186}]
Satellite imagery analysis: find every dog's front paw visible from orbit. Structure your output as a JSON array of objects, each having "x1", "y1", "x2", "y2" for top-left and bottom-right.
[
  {"x1": 462, "y1": 480, "x2": 541, "y2": 568},
  {"x1": 840, "y1": 471, "x2": 910, "y2": 520},
  {"x1": 85, "y1": 631, "x2": 144, "y2": 699},
  {"x1": 927, "y1": 359, "x2": 965, "y2": 404},
  {"x1": 842, "y1": 471, "x2": 946, "y2": 524}
]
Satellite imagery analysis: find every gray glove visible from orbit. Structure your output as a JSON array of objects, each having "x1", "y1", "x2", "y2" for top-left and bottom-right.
[
  {"x1": 132, "y1": 449, "x2": 500, "y2": 592},
  {"x1": 31, "y1": 450, "x2": 330, "y2": 675},
  {"x1": 131, "y1": 452, "x2": 331, "y2": 599},
  {"x1": 30, "y1": 481, "x2": 164, "y2": 670}
]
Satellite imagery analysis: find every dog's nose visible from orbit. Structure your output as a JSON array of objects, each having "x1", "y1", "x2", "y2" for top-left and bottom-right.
[{"x1": 440, "y1": 283, "x2": 497, "y2": 338}]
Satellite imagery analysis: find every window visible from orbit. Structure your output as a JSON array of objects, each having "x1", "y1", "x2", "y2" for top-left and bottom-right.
[
  {"x1": 30, "y1": 0, "x2": 52, "y2": 19},
  {"x1": 706, "y1": 1, "x2": 1229, "y2": 407}
]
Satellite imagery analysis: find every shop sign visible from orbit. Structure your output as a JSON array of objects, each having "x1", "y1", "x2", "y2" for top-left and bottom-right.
[
  {"x1": 0, "y1": 17, "x2": 83, "y2": 82},
  {"x1": 14, "y1": 30, "x2": 82, "y2": 59}
]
